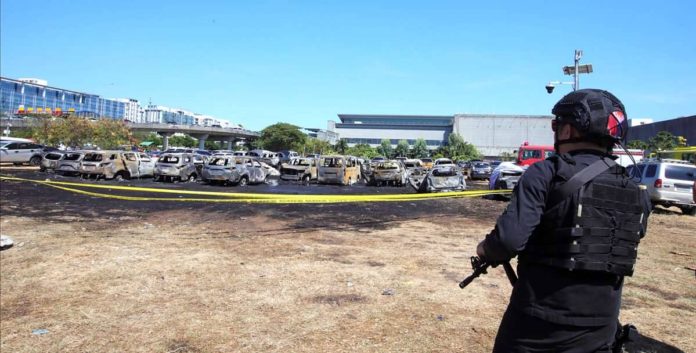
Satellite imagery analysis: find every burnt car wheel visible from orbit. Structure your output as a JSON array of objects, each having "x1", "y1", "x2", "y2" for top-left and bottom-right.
[
  {"x1": 29, "y1": 156, "x2": 42, "y2": 166},
  {"x1": 188, "y1": 173, "x2": 197, "y2": 182},
  {"x1": 302, "y1": 175, "x2": 311, "y2": 184},
  {"x1": 238, "y1": 176, "x2": 248, "y2": 186}
]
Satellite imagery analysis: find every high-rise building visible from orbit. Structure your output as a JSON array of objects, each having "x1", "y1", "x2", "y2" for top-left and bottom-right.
[{"x1": 1, "y1": 76, "x2": 131, "y2": 120}]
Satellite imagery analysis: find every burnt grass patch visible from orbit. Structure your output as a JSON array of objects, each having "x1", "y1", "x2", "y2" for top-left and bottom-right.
[{"x1": 310, "y1": 294, "x2": 368, "y2": 306}]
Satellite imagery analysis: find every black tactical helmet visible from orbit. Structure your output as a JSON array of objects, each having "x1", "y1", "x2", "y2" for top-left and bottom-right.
[{"x1": 551, "y1": 89, "x2": 628, "y2": 146}]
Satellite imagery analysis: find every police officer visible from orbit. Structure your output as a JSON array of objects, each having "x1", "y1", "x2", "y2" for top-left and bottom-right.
[{"x1": 476, "y1": 89, "x2": 651, "y2": 352}]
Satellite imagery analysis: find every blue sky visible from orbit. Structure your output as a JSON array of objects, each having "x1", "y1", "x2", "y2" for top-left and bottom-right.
[{"x1": 2, "y1": 0, "x2": 694, "y2": 131}]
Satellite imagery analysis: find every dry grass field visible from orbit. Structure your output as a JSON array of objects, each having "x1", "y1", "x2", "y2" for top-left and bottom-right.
[{"x1": 0, "y1": 177, "x2": 694, "y2": 352}]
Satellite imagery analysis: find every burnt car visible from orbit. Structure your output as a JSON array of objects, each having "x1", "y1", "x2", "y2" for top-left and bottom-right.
[
  {"x1": 470, "y1": 161, "x2": 493, "y2": 180},
  {"x1": 408, "y1": 165, "x2": 466, "y2": 193},
  {"x1": 153, "y1": 153, "x2": 203, "y2": 182},
  {"x1": 201, "y1": 156, "x2": 268, "y2": 186},
  {"x1": 317, "y1": 155, "x2": 361, "y2": 186},
  {"x1": 80, "y1": 151, "x2": 155, "y2": 180},
  {"x1": 370, "y1": 160, "x2": 408, "y2": 186},
  {"x1": 55, "y1": 151, "x2": 85, "y2": 176},
  {"x1": 489, "y1": 162, "x2": 525, "y2": 190},
  {"x1": 280, "y1": 157, "x2": 318, "y2": 183},
  {"x1": 40, "y1": 151, "x2": 65, "y2": 172}
]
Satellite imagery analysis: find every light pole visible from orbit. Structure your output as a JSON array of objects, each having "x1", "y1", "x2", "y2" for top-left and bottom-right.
[{"x1": 545, "y1": 49, "x2": 593, "y2": 93}]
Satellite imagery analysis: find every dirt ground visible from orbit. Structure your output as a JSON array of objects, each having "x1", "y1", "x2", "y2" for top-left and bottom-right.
[{"x1": 0, "y1": 170, "x2": 694, "y2": 353}]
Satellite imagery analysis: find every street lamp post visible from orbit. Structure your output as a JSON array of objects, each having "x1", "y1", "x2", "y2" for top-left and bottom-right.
[{"x1": 546, "y1": 49, "x2": 593, "y2": 93}]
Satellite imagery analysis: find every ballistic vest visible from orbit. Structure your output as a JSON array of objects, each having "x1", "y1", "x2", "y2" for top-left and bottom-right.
[{"x1": 521, "y1": 154, "x2": 646, "y2": 276}]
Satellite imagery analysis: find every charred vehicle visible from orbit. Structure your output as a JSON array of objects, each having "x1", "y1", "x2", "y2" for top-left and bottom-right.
[
  {"x1": 408, "y1": 165, "x2": 466, "y2": 193},
  {"x1": 55, "y1": 151, "x2": 85, "y2": 176},
  {"x1": 40, "y1": 151, "x2": 65, "y2": 172},
  {"x1": 489, "y1": 162, "x2": 525, "y2": 190},
  {"x1": 370, "y1": 160, "x2": 408, "y2": 186},
  {"x1": 280, "y1": 157, "x2": 318, "y2": 183},
  {"x1": 248, "y1": 149, "x2": 280, "y2": 169},
  {"x1": 317, "y1": 155, "x2": 361, "y2": 186},
  {"x1": 80, "y1": 151, "x2": 154, "y2": 180},
  {"x1": 154, "y1": 153, "x2": 203, "y2": 182},
  {"x1": 202, "y1": 156, "x2": 268, "y2": 186}
]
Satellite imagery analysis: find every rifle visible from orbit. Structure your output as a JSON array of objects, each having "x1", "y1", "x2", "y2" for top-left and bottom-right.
[
  {"x1": 459, "y1": 255, "x2": 638, "y2": 352},
  {"x1": 458, "y1": 256, "x2": 517, "y2": 288}
]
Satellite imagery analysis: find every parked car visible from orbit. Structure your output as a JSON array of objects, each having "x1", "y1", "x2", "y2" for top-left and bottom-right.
[
  {"x1": 259, "y1": 161, "x2": 281, "y2": 178},
  {"x1": 280, "y1": 157, "x2": 318, "y2": 183},
  {"x1": 420, "y1": 158, "x2": 434, "y2": 170},
  {"x1": 408, "y1": 165, "x2": 466, "y2": 193},
  {"x1": 0, "y1": 139, "x2": 45, "y2": 166},
  {"x1": 154, "y1": 153, "x2": 203, "y2": 182},
  {"x1": 470, "y1": 162, "x2": 493, "y2": 180},
  {"x1": 40, "y1": 151, "x2": 65, "y2": 172},
  {"x1": 489, "y1": 162, "x2": 525, "y2": 190},
  {"x1": 201, "y1": 156, "x2": 268, "y2": 186},
  {"x1": 248, "y1": 149, "x2": 280, "y2": 168},
  {"x1": 278, "y1": 150, "x2": 300, "y2": 163},
  {"x1": 55, "y1": 151, "x2": 85, "y2": 176},
  {"x1": 370, "y1": 160, "x2": 408, "y2": 186},
  {"x1": 317, "y1": 155, "x2": 361, "y2": 185},
  {"x1": 434, "y1": 158, "x2": 455, "y2": 166},
  {"x1": 232, "y1": 150, "x2": 247, "y2": 157},
  {"x1": 628, "y1": 159, "x2": 696, "y2": 215},
  {"x1": 80, "y1": 151, "x2": 154, "y2": 180}
]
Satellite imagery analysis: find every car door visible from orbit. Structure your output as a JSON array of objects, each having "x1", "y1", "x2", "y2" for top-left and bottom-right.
[
  {"x1": 248, "y1": 160, "x2": 265, "y2": 182},
  {"x1": 0, "y1": 142, "x2": 20, "y2": 162},
  {"x1": 122, "y1": 152, "x2": 140, "y2": 177},
  {"x1": 138, "y1": 153, "x2": 155, "y2": 176}
]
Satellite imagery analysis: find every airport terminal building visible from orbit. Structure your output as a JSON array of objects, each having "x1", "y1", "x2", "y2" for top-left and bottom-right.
[{"x1": 331, "y1": 113, "x2": 554, "y2": 157}]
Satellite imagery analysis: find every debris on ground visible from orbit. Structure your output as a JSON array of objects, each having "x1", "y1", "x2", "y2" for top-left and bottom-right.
[
  {"x1": 382, "y1": 288, "x2": 395, "y2": 296},
  {"x1": 0, "y1": 235, "x2": 13, "y2": 250}
]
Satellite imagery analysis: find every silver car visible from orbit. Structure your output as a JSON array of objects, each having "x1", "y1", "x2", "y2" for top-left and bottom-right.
[
  {"x1": 154, "y1": 153, "x2": 203, "y2": 182},
  {"x1": 628, "y1": 159, "x2": 696, "y2": 215},
  {"x1": 55, "y1": 151, "x2": 85, "y2": 176},
  {"x1": 409, "y1": 165, "x2": 466, "y2": 193},
  {"x1": 371, "y1": 160, "x2": 407, "y2": 186},
  {"x1": 40, "y1": 151, "x2": 65, "y2": 172},
  {"x1": 202, "y1": 156, "x2": 268, "y2": 186}
]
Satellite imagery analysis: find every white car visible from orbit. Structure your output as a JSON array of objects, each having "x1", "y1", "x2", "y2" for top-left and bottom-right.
[
  {"x1": 628, "y1": 159, "x2": 696, "y2": 215},
  {"x1": 0, "y1": 139, "x2": 45, "y2": 166}
]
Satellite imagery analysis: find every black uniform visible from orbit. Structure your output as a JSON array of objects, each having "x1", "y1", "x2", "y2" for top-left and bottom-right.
[{"x1": 481, "y1": 149, "x2": 651, "y2": 353}]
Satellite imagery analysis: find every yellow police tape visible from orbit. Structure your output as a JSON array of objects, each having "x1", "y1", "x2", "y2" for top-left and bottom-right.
[{"x1": 0, "y1": 175, "x2": 512, "y2": 204}]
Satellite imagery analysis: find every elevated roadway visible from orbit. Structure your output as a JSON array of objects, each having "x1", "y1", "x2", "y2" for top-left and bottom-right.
[{"x1": 1, "y1": 118, "x2": 260, "y2": 149}]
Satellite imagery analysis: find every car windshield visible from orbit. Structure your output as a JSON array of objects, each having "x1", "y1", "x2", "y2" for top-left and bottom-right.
[
  {"x1": 0, "y1": 141, "x2": 10, "y2": 148},
  {"x1": 209, "y1": 157, "x2": 229, "y2": 166},
  {"x1": 293, "y1": 159, "x2": 312, "y2": 166},
  {"x1": 83, "y1": 153, "x2": 104, "y2": 162},
  {"x1": 45, "y1": 153, "x2": 63, "y2": 160},
  {"x1": 474, "y1": 163, "x2": 489, "y2": 168},
  {"x1": 160, "y1": 155, "x2": 180, "y2": 163},
  {"x1": 378, "y1": 162, "x2": 399, "y2": 169},
  {"x1": 64, "y1": 153, "x2": 82, "y2": 161}
]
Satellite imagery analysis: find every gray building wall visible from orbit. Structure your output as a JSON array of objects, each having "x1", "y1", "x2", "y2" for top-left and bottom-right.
[
  {"x1": 453, "y1": 114, "x2": 554, "y2": 156},
  {"x1": 628, "y1": 116, "x2": 695, "y2": 146}
]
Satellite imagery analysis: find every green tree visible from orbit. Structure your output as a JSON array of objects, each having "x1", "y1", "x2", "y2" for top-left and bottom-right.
[
  {"x1": 446, "y1": 133, "x2": 481, "y2": 161},
  {"x1": 258, "y1": 123, "x2": 307, "y2": 151},
  {"x1": 394, "y1": 139, "x2": 410, "y2": 157},
  {"x1": 133, "y1": 132, "x2": 163, "y2": 150},
  {"x1": 300, "y1": 137, "x2": 334, "y2": 156},
  {"x1": 334, "y1": 138, "x2": 349, "y2": 154},
  {"x1": 377, "y1": 139, "x2": 393, "y2": 158},
  {"x1": 411, "y1": 138, "x2": 429, "y2": 159},
  {"x1": 205, "y1": 140, "x2": 223, "y2": 150},
  {"x1": 169, "y1": 134, "x2": 196, "y2": 148},
  {"x1": 346, "y1": 143, "x2": 378, "y2": 159},
  {"x1": 499, "y1": 151, "x2": 516, "y2": 161},
  {"x1": 91, "y1": 118, "x2": 133, "y2": 149},
  {"x1": 626, "y1": 140, "x2": 648, "y2": 150},
  {"x1": 648, "y1": 131, "x2": 676, "y2": 152}
]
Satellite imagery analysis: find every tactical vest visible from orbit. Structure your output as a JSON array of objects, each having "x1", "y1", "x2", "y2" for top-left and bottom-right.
[{"x1": 521, "y1": 155, "x2": 646, "y2": 276}]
